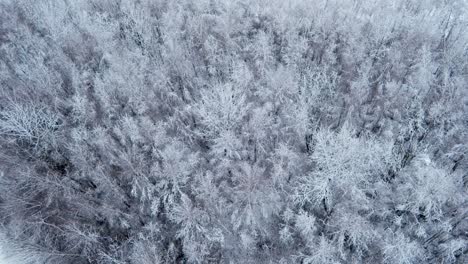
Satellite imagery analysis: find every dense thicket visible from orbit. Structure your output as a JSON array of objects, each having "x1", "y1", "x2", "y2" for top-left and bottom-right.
[{"x1": 0, "y1": 0, "x2": 467, "y2": 263}]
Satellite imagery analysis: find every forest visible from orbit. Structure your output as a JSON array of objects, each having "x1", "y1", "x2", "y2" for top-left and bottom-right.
[{"x1": 0, "y1": 0, "x2": 467, "y2": 263}]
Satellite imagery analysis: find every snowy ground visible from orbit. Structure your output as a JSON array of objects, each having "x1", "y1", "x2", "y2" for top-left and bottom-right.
[
  {"x1": 0, "y1": 235, "x2": 25, "y2": 264},
  {"x1": 0, "y1": 245, "x2": 14, "y2": 264},
  {"x1": 0, "y1": 247, "x2": 12, "y2": 264},
  {"x1": 0, "y1": 247, "x2": 29, "y2": 264},
  {"x1": 0, "y1": 254, "x2": 9, "y2": 264},
  {"x1": 0, "y1": 238, "x2": 8, "y2": 264}
]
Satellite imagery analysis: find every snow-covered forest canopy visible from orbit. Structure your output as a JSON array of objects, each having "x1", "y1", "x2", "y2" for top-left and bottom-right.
[{"x1": 0, "y1": 0, "x2": 467, "y2": 263}]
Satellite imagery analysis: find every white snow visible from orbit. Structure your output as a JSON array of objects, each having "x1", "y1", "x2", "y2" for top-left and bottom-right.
[
  {"x1": 0, "y1": 246, "x2": 12, "y2": 264},
  {"x1": 0, "y1": 235, "x2": 24, "y2": 264}
]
